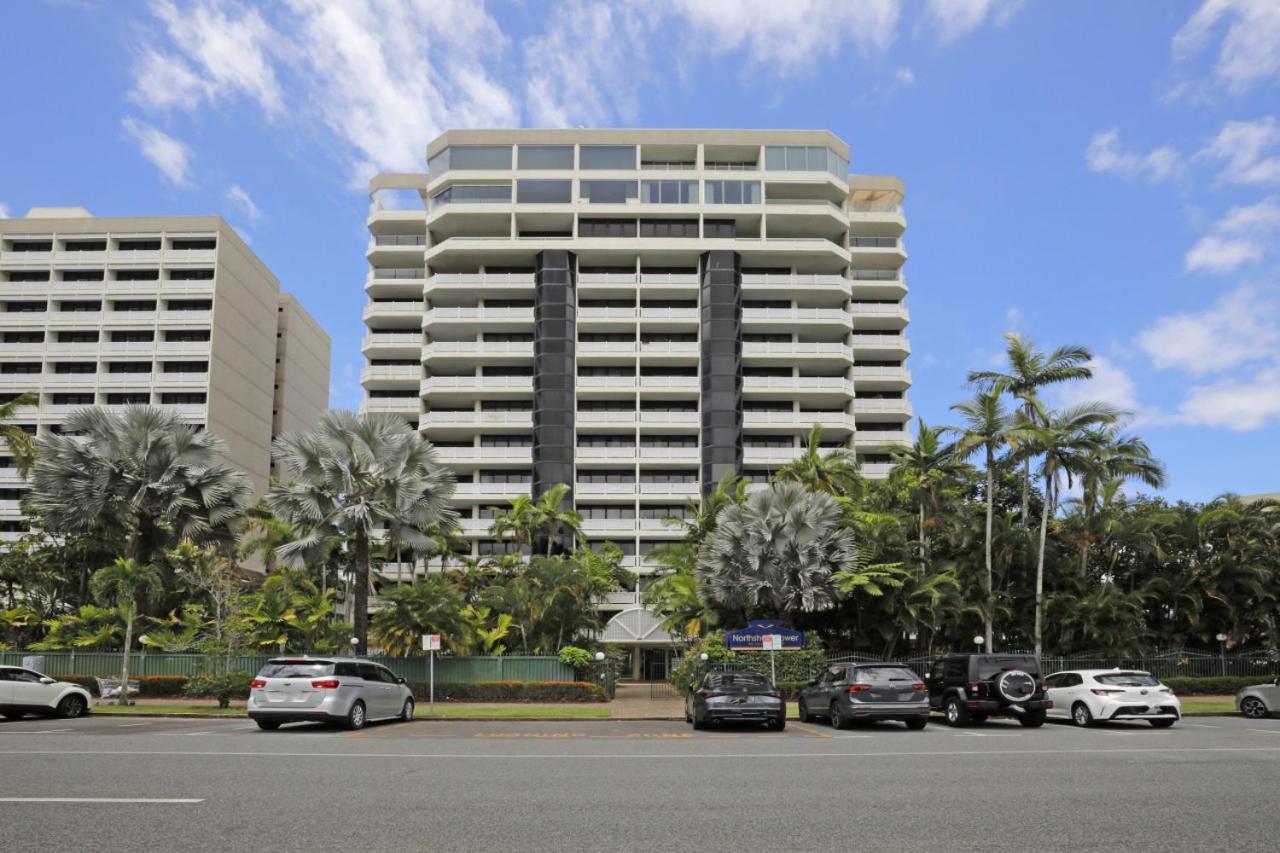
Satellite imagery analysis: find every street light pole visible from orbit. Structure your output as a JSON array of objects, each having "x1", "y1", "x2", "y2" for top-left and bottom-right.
[{"x1": 1216, "y1": 633, "x2": 1228, "y2": 676}]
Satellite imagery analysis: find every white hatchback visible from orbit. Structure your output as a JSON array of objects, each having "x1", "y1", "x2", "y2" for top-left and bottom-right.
[
  {"x1": 0, "y1": 665, "x2": 93, "y2": 720},
  {"x1": 1044, "y1": 669, "x2": 1180, "y2": 728}
]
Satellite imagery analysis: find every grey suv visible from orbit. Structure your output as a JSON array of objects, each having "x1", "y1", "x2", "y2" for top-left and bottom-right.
[
  {"x1": 248, "y1": 657, "x2": 415, "y2": 730},
  {"x1": 797, "y1": 663, "x2": 929, "y2": 730}
]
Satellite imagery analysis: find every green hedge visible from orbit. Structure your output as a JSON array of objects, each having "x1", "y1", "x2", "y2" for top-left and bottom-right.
[
  {"x1": 52, "y1": 674, "x2": 191, "y2": 698},
  {"x1": 408, "y1": 680, "x2": 607, "y2": 703},
  {"x1": 1163, "y1": 676, "x2": 1275, "y2": 695}
]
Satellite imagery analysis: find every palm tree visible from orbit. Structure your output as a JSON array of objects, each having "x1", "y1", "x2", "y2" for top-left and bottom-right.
[
  {"x1": 696, "y1": 481, "x2": 858, "y2": 621},
  {"x1": 777, "y1": 423, "x2": 865, "y2": 498},
  {"x1": 267, "y1": 411, "x2": 456, "y2": 653},
  {"x1": 371, "y1": 576, "x2": 467, "y2": 656},
  {"x1": 1071, "y1": 428, "x2": 1166, "y2": 577},
  {"x1": 27, "y1": 406, "x2": 253, "y2": 564},
  {"x1": 1008, "y1": 402, "x2": 1121, "y2": 655},
  {"x1": 889, "y1": 419, "x2": 966, "y2": 575},
  {"x1": 0, "y1": 392, "x2": 37, "y2": 474},
  {"x1": 489, "y1": 494, "x2": 538, "y2": 552},
  {"x1": 946, "y1": 392, "x2": 1013, "y2": 649},
  {"x1": 530, "y1": 483, "x2": 585, "y2": 556},
  {"x1": 969, "y1": 333, "x2": 1093, "y2": 522},
  {"x1": 675, "y1": 473, "x2": 744, "y2": 545},
  {"x1": 90, "y1": 558, "x2": 162, "y2": 705}
]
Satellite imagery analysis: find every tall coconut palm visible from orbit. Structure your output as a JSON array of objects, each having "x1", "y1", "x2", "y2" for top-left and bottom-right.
[
  {"x1": 1008, "y1": 402, "x2": 1121, "y2": 655},
  {"x1": 1071, "y1": 428, "x2": 1166, "y2": 577},
  {"x1": 946, "y1": 392, "x2": 1013, "y2": 649},
  {"x1": 968, "y1": 333, "x2": 1093, "y2": 523},
  {"x1": 267, "y1": 411, "x2": 457, "y2": 654},
  {"x1": 889, "y1": 419, "x2": 966, "y2": 575},
  {"x1": 530, "y1": 483, "x2": 585, "y2": 556},
  {"x1": 488, "y1": 494, "x2": 538, "y2": 552},
  {"x1": 90, "y1": 558, "x2": 162, "y2": 705},
  {"x1": 27, "y1": 406, "x2": 253, "y2": 565},
  {"x1": 696, "y1": 481, "x2": 858, "y2": 621},
  {"x1": 675, "y1": 473, "x2": 745, "y2": 545},
  {"x1": 0, "y1": 392, "x2": 37, "y2": 474},
  {"x1": 777, "y1": 423, "x2": 865, "y2": 498}
]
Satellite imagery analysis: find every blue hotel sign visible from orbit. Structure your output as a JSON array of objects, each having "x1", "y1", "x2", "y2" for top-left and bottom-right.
[{"x1": 724, "y1": 620, "x2": 805, "y2": 651}]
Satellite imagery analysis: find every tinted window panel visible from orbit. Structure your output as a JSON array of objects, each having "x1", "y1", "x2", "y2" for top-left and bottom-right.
[
  {"x1": 518, "y1": 145, "x2": 574, "y2": 169},
  {"x1": 580, "y1": 145, "x2": 636, "y2": 170}
]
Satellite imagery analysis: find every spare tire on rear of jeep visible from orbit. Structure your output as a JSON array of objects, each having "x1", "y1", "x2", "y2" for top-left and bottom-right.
[{"x1": 993, "y1": 669, "x2": 1037, "y2": 703}]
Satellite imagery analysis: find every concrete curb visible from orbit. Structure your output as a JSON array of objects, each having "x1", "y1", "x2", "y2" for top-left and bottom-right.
[{"x1": 89, "y1": 712, "x2": 683, "y2": 722}]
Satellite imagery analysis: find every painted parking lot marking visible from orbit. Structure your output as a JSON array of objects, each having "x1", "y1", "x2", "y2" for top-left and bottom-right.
[
  {"x1": 0, "y1": 797, "x2": 203, "y2": 804},
  {"x1": 1247, "y1": 728, "x2": 1280, "y2": 735},
  {"x1": 117, "y1": 723, "x2": 148, "y2": 728}
]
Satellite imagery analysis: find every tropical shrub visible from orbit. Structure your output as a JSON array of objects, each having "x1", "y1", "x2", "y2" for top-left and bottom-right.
[
  {"x1": 409, "y1": 680, "x2": 607, "y2": 703},
  {"x1": 184, "y1": 670, "x2": 253, "y2": 708}
]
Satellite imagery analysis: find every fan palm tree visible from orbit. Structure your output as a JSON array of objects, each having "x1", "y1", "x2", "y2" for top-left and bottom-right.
[
  {"x1": 1008, "y1": 402, "x2": 1121, "y2": 655},
  {"x1": 696, "y1": 481, "x2": 858, "y2": 621},
  {"x1": 267, "y1": 411, "x2": 457, "y2": 654},
  {"x1": 90, "y1": 558, "x2": 163, "y2": 705},
  {"x1": 968, "y1": 333, "x2": 1093, "y2": 523},
  {"x1": 27, "y1": 406, "x2": 253, "y2": 564},
  {"x1": 0, "y1": 392, "x2": 37, "y2": 474},
  {"x1": 889, "y1": 419, "x2": 966, "y2": 575},
  {"x1": 777, "y1": 423, "x2": 865, "y2": 498},
  {"x1": 946, "y1": 391, "x2": 1013, "y2": 649}
]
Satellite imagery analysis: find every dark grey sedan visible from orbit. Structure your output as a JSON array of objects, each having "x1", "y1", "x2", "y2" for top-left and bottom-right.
[
  {"x1": 686, "y1": 671, "x2": 786, "y2": 730},
  {"x1": 798, "y1": 663, "x2": 929, "y2": 730}
]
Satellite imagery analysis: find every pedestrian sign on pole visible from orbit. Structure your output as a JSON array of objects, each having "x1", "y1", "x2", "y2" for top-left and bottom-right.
[
  {"x1": 762, "y1": 634, "x2": 782, "y2": 683},
  {"x1": 422, "y1": 634, "x2": 441, "y2": 651},
  {"x1": 422, "y1": 634, "x2": 441, "y2": 716}
]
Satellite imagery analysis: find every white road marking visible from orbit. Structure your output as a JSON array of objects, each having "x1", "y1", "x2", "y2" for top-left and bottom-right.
[
  {"x1": 1247, "y1": 728, "x2": 1280, "y2": 735},
  {"x1": 5, "y1": 745, "x2": 1280, "y2": 760},
  {"x1": 0, "y1": 797, "x2": 202, "y2": 804},
  {"x1": 1178, "y1": 723, "x2": 1220, "y2": 729},
  {"x1": 117, "y1": 723, "x2": 148, "y2": 728},
  {"x1": 0, "y1": 730, "x2": 72, "y2": 735}
]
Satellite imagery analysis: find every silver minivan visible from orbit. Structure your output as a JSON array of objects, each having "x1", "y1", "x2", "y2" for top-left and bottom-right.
[{"x1": 247, "y1": 657, "x2": 415, "y2": 730}]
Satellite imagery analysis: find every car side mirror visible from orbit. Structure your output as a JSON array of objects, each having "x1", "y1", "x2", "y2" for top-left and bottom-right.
[
  {"x1": 1273, "y1": 677, "x2": 1280, "y2": 687},
  {"x1": 397, "y1": 677, "x2": 407, "y2": 685},
  {"x1": 39, "y1": 677, "x2": 55, "y2": 684}
]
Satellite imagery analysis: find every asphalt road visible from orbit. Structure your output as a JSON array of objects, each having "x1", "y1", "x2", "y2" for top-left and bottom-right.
[{"x1": 2, "y1": 713, "x2": 1279, "y2": 852}]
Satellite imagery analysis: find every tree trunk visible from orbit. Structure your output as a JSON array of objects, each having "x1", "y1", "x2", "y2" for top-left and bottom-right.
[
  {"x1": 984, "y1": 447, "x2": 995, "y2": 651},
  {"x1": 1034, "y1": 470, "x2": 1052, "y2": 657},
  {"x1": 118, "y1": 609, "x2": 134, "y2": 706},
  {"x1": 353, "y1": 531, "x2": 371, "y2": 655},
  {"x1": 918, "y1": 501, "x2": 926, "y2": 577}
]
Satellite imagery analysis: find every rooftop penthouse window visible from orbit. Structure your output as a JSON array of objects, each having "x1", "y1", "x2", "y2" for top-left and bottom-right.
[
  {"x1": 6, "y1": 240, "x2": 52, "y2": 253},
  {"x1": 764, "y1": 145, "x2": 849, "y2": 177},
  {"x1": 428, "y1": 145, "x2": 512, "y2": 174},
  {"x1": 170, "y1": 238, "x2": 216, "y2": 251},
  {"x1": 579, "y1": 145, "x2": 636, "y2": 170},
  {"x1": 517, "y1": 145, "x2": 574, "y2": 170},
  {"x1": 116, "y1": 239, "x2": 161, "y2": 251},
  {"x1": 63, "y1": 239, "x2": 106, "y2": 252},
  {"x1": 516, "y1": 179, "x2": 572, "y2": 204},
  {"x1": 430, "y1": 184, "x2": 511, "y2": 207}
]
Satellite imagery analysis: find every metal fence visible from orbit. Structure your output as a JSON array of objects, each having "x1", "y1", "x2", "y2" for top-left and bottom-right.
[
  {"x1": 827, "y1": 650, "x2": 1280, "y2": 680},
  {"x1": 0, "y1": 651, "x2": 574, "y2": 684}
]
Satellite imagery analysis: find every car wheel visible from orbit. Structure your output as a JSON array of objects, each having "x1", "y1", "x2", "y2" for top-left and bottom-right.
[
  {"x1": 771, "y1": 717, "x2": 786, "y2": 731},
  {"x1": 905, "y1": 717, "x2": 928, "y2": 731},
  {"x1": 400, "y1": 699, "x2": 415, "y2": 722},
  {"x1": 1071, "y1": 702, "x2": 1094, "y2": 727},
  {"x1": 692, "y1": 714, "x2": 706, "y2": 731},
  {"x1": 1019, "y1": 711, "x2": 1047, "y2": 728},
  {"x1": 56, "y1": 694, "x2": 87, "y2": 719},
  {"x1": 830, "y1": 702, "x2": 849, "y2": 730},
  {"x1": 255, "y1": 719, "x2": 281, "y2": 731},
  {"x1": 1241, "y1": 697, "x2": 1270, "y2": 719},
  {"x1": 797, "y1": 699, "x2": 811, "y2": 722},
  {"x1": 1149, "y1": 719, "x2": 1176, "y2": 728},
  {"x1": 345, "y1": 700, "x2": 367, "y2": 730},
  {"x1": 943, "y1": 696, "x2": 969, "y2": 727}
]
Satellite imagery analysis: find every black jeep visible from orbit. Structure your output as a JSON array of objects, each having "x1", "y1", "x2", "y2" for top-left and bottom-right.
[{"x1": 926, "y1": 653, "x2": 1051, "y2": 727}]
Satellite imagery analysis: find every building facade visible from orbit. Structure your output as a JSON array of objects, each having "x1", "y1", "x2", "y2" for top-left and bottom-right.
[
  {"x1": 360, "y1": 130, "x2": 911, "y2": 637},
  {"x1": 0, "y1": 207, "x2": 331, "y2": 543}
]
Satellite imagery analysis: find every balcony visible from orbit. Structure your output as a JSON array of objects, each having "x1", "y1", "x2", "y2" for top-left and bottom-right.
[
  {"x1": 420, "y1": 410, "x2": 533, "y2": 429},
  {"x1": 433, "y1": 446, "x2": 532, "y2": 465},
  {"x1": 579, "y1": 307, "x2": 637, "y2": 323},
  {"x1": 576, "y1": 410, "x2": 638, "y2": 426},
  {"x1": 764, "y1": 197, "x2": 844, "y2": 215},
  {"x1": 742, "y1": 307, "x2": 849, "y2": 326},
  {"x1": 850, "y1": 302, "x2": 910, "y2": 326},
  {"x1": 423, "y1": 307, "x2": 533, "y2": 326},
  {"x1": 426, "y1": 272, "x2": 535, "y2": 292},
  {"x1": 639, "y1": 481, "x2": 699, "y2": 498},
  {"x1": 362, "y1": 301, "x2": 425, "y2": 322},
  {"x1": 362, "y1": 333, "x2": 422, "y2": 357},
  {"x1": 582, "y1": 518, "x2": 639, "y2": 537},
  {"x1": 422, "y1": 341, "x2": 533, "y2": 360},
  {"x1": 158, "y1": 310, "x2": 212, "y2": 324},
  {"x1": 361, "y1": 397, "x2": 419, "y2": 415},
  {"x1": 741, "y1": 273, "x2": 850, "y2": 293},
  {"x1": 360, "y1": 364, "x2": 420, "y2": 385},
  {"x1": 851, "y1": 365, "x2": 911, "y2": 386},
  {"x1": 860, "y1": 462, "x2": 894, "y2": 479},
  {"x1": 743, "y1": 376, "x2": 852, "y2": 395},
  {"x1": 575, "y1": 481, "x2": 638, "y2": 497},
  {"x1": 638, "y1": 307, "x2": 698, "y2": 323},
  {"x1": 638, "y1": 410, "x2": 699, "y2": 427},
  {"x1": 742, "y1": 342, "x2": 852, "y2": 362},
  {"x1": 853, "y1": 398, "x2": 913, "y2": 417},
  {"x1": 576, "y1": 445, "x2": 638, "y2": 462},
  {"x1": 578, "y1": 341, "x2": 637, "y2": 357},
  {"x1": 455, "y1": 481, "x2": 532, "y2": 500},
  {"x1": 744, "y1": 447, "x2": 801, "y2": 466},
  {"x1": 639, "y1": 376, "x2": 699, "y2": 393},
  {"x1": 576, "y1": 375, "x2": 637, "y2": 392},
  {"x1": 638, "y1": 341, "x2": 698, "y2": 358},
  {"x1": 850, "y1": 335, "x2": 911, "y2": 356},
  {"x1": 420, "y1": 376, "x2": 533, "y2": 395},
  {"x1": 743, "y1": 410, "x2": 855, "y2": 431},
  {"x1": 856, "y1": 431, "x2": 911, "y2": 447}
]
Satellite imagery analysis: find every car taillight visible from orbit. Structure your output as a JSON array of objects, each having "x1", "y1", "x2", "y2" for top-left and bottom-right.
[
  {"x1": 1091, "y1": 688, "x2": 1123, "y2": 696},
  {"x1": 1038, "y1": 679, "x2": 1047, "y2": 691},
  {"x1": 969, "y1": 682, "x2": 982, "y2": 695},
  {"x1": 912, "y1": 683, "x2": 927, "y2": 691},
  {"x1": 847, "y1": 683, "x2": 872, "y2": 693},
  {"x1": 312, "y1": 679, "x2": 341, "y2": 689},
  {"x1": 249, "y1": 679, "x2": 266, "y2": 689}
]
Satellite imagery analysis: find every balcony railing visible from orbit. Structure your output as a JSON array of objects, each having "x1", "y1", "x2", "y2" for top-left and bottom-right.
[
  {"x1": 850, "y1": 335, "x2": 910, "y2": 352},
  {"x1": 852, "y1": 398, "x2": 913, "y2": 415},
  {"x1": 372, "y1": 234, "x2": 426, "y2": 246},
  {"x1": 849, "y1": 237, "x2": 903, "y2": 250},
  {"x1": 420, "y1": 410, "x2": 532, "y2": 427},
  {"x1": 742, "y1": 308, "x2": 848, "y2": 323},
  {"x1": 743, "y1": 342, "x2": 852, "y2": 359},
  {"x1": 741, "y1": 273, "x2": 850, "y2": 289},
  {"x1": 428, "y1": 272, "x2": 535, "y2": 287},
  {"x1": 420, "y1": 376, "x2": 533, "y2": 393},
  {"x1": 743, "y1": 376, "x2": 852, "y2": 394},
  {"x1": 423, "y1": 341, "x2": 533, "y2": 358}
]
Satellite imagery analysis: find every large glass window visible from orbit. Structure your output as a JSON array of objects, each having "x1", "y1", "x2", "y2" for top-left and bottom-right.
[
  {"x1": 579, "y1": 180, "x2": 638, "y2": 204},
  {"x1": 579, "y1": 219, "x2": 637, "y2": 238},
  {"x1": 517, "y1": 145, "x2": 574, "y2": 169},
  {"x1": 428, "y1": 145, "x2": 512, "y2": 173},
  {"x1": 430, "y1": 184, "x2": 511, "y2": 207},
  {"x1": 580, "y1": 145, "x2": 636, "y2": 170},
  {"x1": 704, "y1": 180, "x2": 761, "y2": 204},
  {"x1": 516, "y1": 180, "x2": 572, "y2": 203},
  {"x1": 640, "y1": 180, "x2": 698, "y2": 204},
  {"x1": 764, "y1": 145, "x2": 848, "y2": 176}
]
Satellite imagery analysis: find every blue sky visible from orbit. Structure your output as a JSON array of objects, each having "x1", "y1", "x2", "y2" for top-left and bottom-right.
[{"x1": 2, "y1": 0, "x2": 1278, "y2": 502}]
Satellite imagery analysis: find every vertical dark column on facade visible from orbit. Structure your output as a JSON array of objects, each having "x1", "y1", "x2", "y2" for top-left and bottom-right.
[
  {"x1": 532, "y1": 249, "x2": 576, "y2": 552},
  {"x1": 699, "y1": 250, "x2": 743, "y2": 494}
]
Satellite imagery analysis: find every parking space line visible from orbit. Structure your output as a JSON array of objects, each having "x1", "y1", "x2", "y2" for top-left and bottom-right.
[
  {"x1": 1178, "y1": 723, "x2": 1220, "y2": 729},
  {"x1": 790, "y1": 724, "x2": 832, "y2": 739},
  {"x1": 1247, "y1": 729, "x2": 1280, "y2": 735},
  {"x1": 0, "y1": 797, "x2": 203, "y2": 804},
  {"x1": 117, "y1": 723, "x2": 148, "y2": 728}
]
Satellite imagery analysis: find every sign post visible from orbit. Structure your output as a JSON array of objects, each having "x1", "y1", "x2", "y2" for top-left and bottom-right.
[
  {"x1": 422, "y1": 634, "x2": 441, "y2": 715},
  {"x1": 761, "y1": 634, "x2": 783, "y2": 684}
]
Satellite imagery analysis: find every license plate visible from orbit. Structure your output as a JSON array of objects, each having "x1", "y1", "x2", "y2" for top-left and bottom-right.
[{"x1": 897, "y1": 692, "x2": 914, "y2": 701}]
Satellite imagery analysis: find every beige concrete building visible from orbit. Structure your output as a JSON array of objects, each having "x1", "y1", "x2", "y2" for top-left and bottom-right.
[
  {"x1": 361, "y1": 130, "x2": 910, "y2": 674},
  {"x1": 0, "y1": 207, "x2": 330, "y2": 542}
]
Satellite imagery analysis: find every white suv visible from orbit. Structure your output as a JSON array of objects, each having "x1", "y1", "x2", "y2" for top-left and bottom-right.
[
  {"x1": 0, "y1": 665, "x2": 93, "y2": 720},
  {"x1": 1044, "y1": 669, "x2": 1180, "y2": 727}
]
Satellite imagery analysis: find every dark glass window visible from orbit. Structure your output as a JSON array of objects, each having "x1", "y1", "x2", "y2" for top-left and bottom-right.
[
  {"x1": 8, "y1": 240, "x2": 52, "y2": 252},
  {"x1": 516, "y1": 180, "x2": 572, "y2": 203},
  {"x1": 169, "y1": 269, "x2": 214, "y2": 281},
  {"x1": 579, "y1": 218, "x2": 636, "y2": 238},
  {"x1": 639, "y1": 219, "x2": 698, "y2": 238},
  {"x1": 58, "y1": 300, "x2": 101, "y2": 312},
  {"x1": 170, "y1": 238, "x2": 216, "y2": 250},
  {"x1": 3, "y1": 332, "x2": 43, "y2": 343},
  {"x1": 162, "y1": 361, "x2": 208, "y2": 373},
  {"x1": 517, "y1": 145, "x2": 574, "y2": 169},
  {"x1": 57, "y1": 331, "x2": 99, "y2": 343},
  {"x1": 105, "y1": 393, "x2": 149, "y2": 405},
  {"x1": 703, "y1": 219, "x2": 736, "y2": 238},
  {"x1": 163, "y1": 329, "x2": 209, "y2": 342},
  {"x1": 166, "y1": 299, "x2": 212, "y2": 311},
  {"x1": 431, "y1": 184, "x2": 512, "y2": 206},
  {"x1": 111, "y1": 330, "x2": 155, "y2": 342},
  {"x1": 117, "y1": 239, "x2": 161, "y2": 251},
  {"x1": 115, "y1": 269, "x2": 160, "y2": 281},
  {"x1": 160, "y1": 392, "x2": 207, "y2": 404},
  {"x1": 5, "y1": 270, "x2": 50, "y2": 282},
  {"x1": 61, "y1": 270, "x2": 104, "y2": 282},
  {"x1": 704, "y1": 181, "x2": 761, "y2": 204},
  {"x1": 580, "y1": 145, "x2": 635, "y2": 170},
  {"x1": 579, "y1": 180, "x2": 638, "y2": 204},
  {"x1": 5, "y1": 301, "x2": 46, "y2": 312},
  {"x1": 107, "y1": 362, "x2": 151, "y2": 374},
  {"x1": 111, "y1": 300, "x2": 157, "y2": 311},
  {"x1": 640, "y1": 180, "x2": 698, "y2": 204},
  {"x1": 0, "y1": 363, "x2": 41, "y2": 374},
  {"x1": 53, "y1": 362, "x2": 96, "y2": 374},
  {"x1": 441, "y1": 145, "x2": 512, "y2": 170},
  {"x1": 64, "y1": 240, "x2": 106, "y2": 252}
]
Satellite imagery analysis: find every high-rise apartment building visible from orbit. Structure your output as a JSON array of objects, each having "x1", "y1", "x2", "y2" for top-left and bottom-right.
[
  {"x1": 0, "y1": 208, "x2": 331, "y2": 543},
  {"x1": 361, "y1": 130, "x2": 910, "y2": 601}
]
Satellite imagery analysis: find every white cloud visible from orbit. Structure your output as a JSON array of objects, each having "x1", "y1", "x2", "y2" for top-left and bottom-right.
[
  {"x1": 131, "y1": 0, "x2": 283, "y2": 115},
  {"x1": 224, "y1": 184, "x2": 261, "y2": 222},
  {"x1": 1185, "y1": 197, "x2": 1280, "y2": 273},
  {"x1": 924, "y1": 0, "x2": 1023, "y2": 43},
  {"x1": 1198, "y1": 117, "x2": 1280, "y2": 185},
  {"x1": 1051, "y1": 356, "x2": 1143, "y2": 418},
  {"x1": 1174, "y1": 368, "x2": 1280, "y2": 430},
  {"x1": 1137, "y1": 285, "x2": 1280, "y2": 376},
  {"x1": 1172, "y1": 0, "x2": 1280, "y2": 94},
  {"x1": 0, "y1": 203, "x2": 9, "y2": 219},
  {"x1": 894, "y1": 67, "x2": 916, "y2": 85},
  {"x1": 1003, "y1": 305, "x2": 1023, "y2": 331},
  {"x1": 1084, "y1": 128, "x2": 1179, "y2": 182},
  {"x1": 121, "y1": 116, "x2": 193, "y2": 187}
]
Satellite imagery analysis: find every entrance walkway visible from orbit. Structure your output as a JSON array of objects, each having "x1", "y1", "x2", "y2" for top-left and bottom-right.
[{"x1": 610, "y1": 683, "x2": 684, "y2": 720}]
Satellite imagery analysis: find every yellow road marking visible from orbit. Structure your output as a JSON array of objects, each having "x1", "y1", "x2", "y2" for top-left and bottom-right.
[{"x1": 792, "y1": 724, "x2": 833, "y2": 739}]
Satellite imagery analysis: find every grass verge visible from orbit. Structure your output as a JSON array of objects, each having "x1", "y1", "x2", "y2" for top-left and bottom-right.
[{"x1": 93, "y1": 703, "x2": 245, "y2": 716}]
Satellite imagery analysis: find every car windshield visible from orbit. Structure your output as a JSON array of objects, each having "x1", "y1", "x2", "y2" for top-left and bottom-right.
[
  {"x1": 975, "y1": 657, "x2": 1040, "y2": 679},
  {"x1": 856, "y1": 666, "x2": 919, "y2": 684},
  {"x1": 258, "y1": 661, "x2": 334, "y2": 679},
  {"x1": 707, "y1": 673, "x2": 770, "y2": 691},
  {"x1": 1094, "y1": 672, "x2": 1160, "y2": 687}
]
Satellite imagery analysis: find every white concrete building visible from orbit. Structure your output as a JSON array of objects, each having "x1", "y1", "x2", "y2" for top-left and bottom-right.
[
  {"x1": 0, "y1": 207, "x2": 331, "y2": 543},
  {"x1": 360, "y1": 130, "x2": 911, "y2": 672}
]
